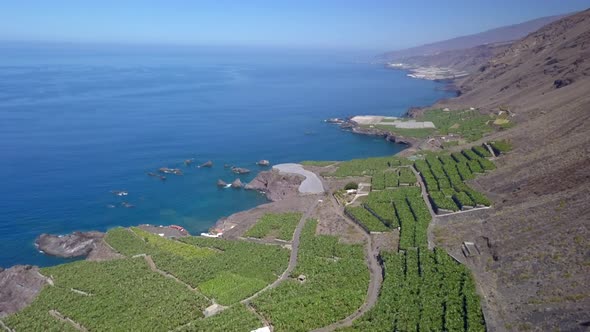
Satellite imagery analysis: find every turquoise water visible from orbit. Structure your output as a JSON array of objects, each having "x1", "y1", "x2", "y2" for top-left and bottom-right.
[{"x1": 0, "y1": 44, "x2": 452, "y2": 267}]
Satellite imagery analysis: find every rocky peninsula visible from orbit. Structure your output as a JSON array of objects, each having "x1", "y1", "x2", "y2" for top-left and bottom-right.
[
  {"x1": 35, "y1": 231, "x2": 105, "y2": 259},
  {"x1": 331, "y1": 116, "x2": 422, "y2": 148}
]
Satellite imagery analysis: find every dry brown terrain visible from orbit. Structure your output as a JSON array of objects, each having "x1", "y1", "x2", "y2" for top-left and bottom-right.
[
  {"x1": 394, "y1": 43, "x2": 510, "y2": 74},
  {"x1": 431, "y1": 9, "x2": 590, "y2": 331}
]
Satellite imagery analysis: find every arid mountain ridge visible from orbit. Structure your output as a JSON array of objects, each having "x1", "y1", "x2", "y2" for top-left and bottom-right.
[
  {"x1": 428, "y1": 9, "x2": 590, "y2": 331},
  {"x1": 381, "y1": 13, "x2": 568, "y2": 62}
]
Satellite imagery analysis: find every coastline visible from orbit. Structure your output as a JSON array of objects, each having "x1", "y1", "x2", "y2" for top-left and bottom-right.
[
  {"x1": 20, "y1": 77, "x2": 451, "y2": 263},
  {"x1": 385, "y1": 62, "x2": 469, "y2": 81}
]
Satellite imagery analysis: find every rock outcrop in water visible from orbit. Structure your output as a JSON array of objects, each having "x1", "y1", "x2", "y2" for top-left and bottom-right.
[
  {"x1": 159, "y1": 167, "x2": 183, "y2": 175},
  {"x1": 245, "y1": 170, "x2": 304, "y2": 201},
  {"x1": 256, "y1": 160, "x2": 270, "y2": 166},
  {"x1": 199, "y1": 160, "x2": 213, "y2": 168},
  {"x1": 35, "y1": 231, "x2": 104, "y2": 258},
  {"x1": 231, "y1": 167, "x2": 251, "y2": 174},
  {"x1": 231, "y1": 178, "x2": 244, "y2": 188},
  {"x1": 217, "y1": 179, "x2": 227, "y2": 187},
  {"x1": 0, "y1": 265, "x2": 49, "y2": 317}
]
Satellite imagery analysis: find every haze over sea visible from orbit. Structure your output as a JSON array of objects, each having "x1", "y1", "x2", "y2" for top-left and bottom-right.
[{"x1": 0, "y1": 43, "x2": 452, "y2": 267}]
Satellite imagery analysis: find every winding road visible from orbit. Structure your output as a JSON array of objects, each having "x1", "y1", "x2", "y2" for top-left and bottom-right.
[
  {"x1": 239, "y1": 200, "x2": 319, "y2": 331},
  {"x1": 311, "y1": 181, "x2": 383, "y2": 332}
]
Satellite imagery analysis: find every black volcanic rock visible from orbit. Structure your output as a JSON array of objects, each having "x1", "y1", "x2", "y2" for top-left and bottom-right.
[
  {"x1": 0, "y1": 265, "x2": 48, "y2": 317},
  {"x1": 35, "y1": 231, "x2": 104, "y2": 258},
  {"x1": 553, "y1": 78, "x2": 573, "y2": 89},
  {"x1": 245, "y1": 170, "x2": 304, "y2": 201}
]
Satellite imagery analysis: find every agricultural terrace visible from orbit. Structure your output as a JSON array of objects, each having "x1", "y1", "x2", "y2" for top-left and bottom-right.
[
  {"x1": 370, "y1": 166, "x2": 416, "y2": 190},
  {"x1": 176, "y1": 305, "x2": 261, "y2": 331},
  {"x1": 105, "y1": 228, "x2": 290, "y2": 305},
  {"x1": 331, "y1": 149, "x2": 487, "y2": 331},
  {"x1": 2, "y1": 136, "x2": 508, "y2": 331},
  {"x1": 300, "y1": 160, "x2": 337, "y2": 167},
  {"x1": 3, "y1": 258, "x2": 209, "y2": 331},
  {"x1": 414, "y1": 146, "x2": 496, "y2": 213},
  {"x1": 252, "y1": 219, "x2": 369, "y2": 332},
  {"x1": 244, "y1": 212, "x2": 302, "y2": 241},
  {"x1": 327, "y1": 156, "x2": 412, "y2": 177},
  {"x1": 488, "y1": 139, "x2": 513, "y2": 155},
  {"x1": 347, "y1": 187, "x2": 430, "y2": 250},
  {"x1": 341, "y1": 248, "x2": 485, "y2": 332},
  {"x1": 371, "y1": 108, "x2": 509, "y2": 142}
]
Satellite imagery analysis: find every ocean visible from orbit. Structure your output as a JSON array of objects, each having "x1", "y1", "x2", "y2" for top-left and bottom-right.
[{"x1": 0, "y1": 43, "x2": 452, "y2": 267}]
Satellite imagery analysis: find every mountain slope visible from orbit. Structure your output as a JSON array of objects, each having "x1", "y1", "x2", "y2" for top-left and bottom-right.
[
  {"x1": 391, "y1": 42, "x2": 511, "y2": 74},
  {"x1": 381, "y1": 13, "x2": 568, "y2": 60},
  {"x1": 432, "y1": 9, "x2": 590, "y2": 331}
]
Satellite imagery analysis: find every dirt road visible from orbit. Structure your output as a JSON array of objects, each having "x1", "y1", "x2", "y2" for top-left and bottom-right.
[{"x1": 311, "y1": 189, "x2": 383, "y2": 331}]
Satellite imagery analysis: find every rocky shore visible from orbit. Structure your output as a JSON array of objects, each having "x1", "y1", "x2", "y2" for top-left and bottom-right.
[
  {"x1": 245, "y1": 169, "x2": 304, "y2": 201},
  {"x1": 35, "y1": 231, "x2": 105, "y2": 259},
  {"x1": 334, "y1": 117, "x2": 421, "y2": 148},
  {"x1": 0, "y1": 265, "x2": 50, "y2": 317}
]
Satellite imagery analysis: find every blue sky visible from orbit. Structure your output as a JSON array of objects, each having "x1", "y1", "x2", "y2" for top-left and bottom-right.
[{"x1": 1, "y1": 1, "x2": 588, "y2": 51}]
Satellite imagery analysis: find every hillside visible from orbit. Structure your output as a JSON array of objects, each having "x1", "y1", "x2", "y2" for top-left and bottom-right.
[
  {"x1": 381, "y1": 13, "x2": 567, "y2": 60},
  {"x1": 391, "y1": 42, "x2": 511, "y2": 74},
  {"x1": 431, "y1": 9, "x2": 590, "y2": 331}
]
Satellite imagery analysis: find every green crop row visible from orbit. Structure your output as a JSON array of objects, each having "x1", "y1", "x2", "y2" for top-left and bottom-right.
[
  {"x1": 345, "y1": 205, "x2": 390, "y2": 232},
  {"x1": 414, "y1": 150, "x2": 494, "y2": 213},
  {"x1": 364, "y1": 201, "x2": 399, "y2": 228},
  {"x1": 252, "y1": 219, "x2": 369, "y2": 332},
  {"x1": 472, "y1": 145, "x2": 492, "y2": 158},
  {"x1": 489, "y1": 139, "x2": 512, "y2": 155},
  {"x1": 372, "y1": 169, "x2": 406, "y2": 189},
  {"x1": 177, "y1": 304, "x2": 262, "y2": 332},
  {"x1": 354, "y1": 186, "x2": 430, "y2": 245},
  {"x1": 131, "y1": 227, "x2": 216, "y2": 258},
  {"x1": 453, "y1": 191, "x2": 475, "y2": 208},
  {"x1": 342, "y1": 248, "x2": 485, "y2": 332},
  {"x1": 105, "y1": 228, "x2": 290, "y2": 306},
  {"x1": 384, "y1": 171, "x2": 399, "y2": 187},
  {"x1": 329, "y1": 156, "x2": 411, "y2": 177},
  {"x1": 398, "y1": 167, "x2": 416, "y2": 184},
  {"x1": 429, "y1": 191, "x2": 460, "y2": 212},
  {"x1": 360, "y1": 186, "x2": 430, "y2": 249},
  {"x1": 198, "y1": 272, "x2": 268, "y2": 305},
  {"x1": 420, "y1": 108, "x2": 496, "y2": 142},
  {"x1": 371, "y1": 171, "x2": 386, "y2": 190},
  {"x1": 300, "y1": 160, "x2": 337, "y2": 167},
  {"x1": 4, "y1": 258, "x2": 209, "y2": 331},
  {"x1": 244, "y1": 212, "x2": 302, "y2": 241}
]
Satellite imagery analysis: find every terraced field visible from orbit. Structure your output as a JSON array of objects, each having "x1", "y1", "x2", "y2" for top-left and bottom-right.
[
  {"x1": 4, "y1": 258, "x2": 209, "y2": 331},
  {"x1": 252, "y1": 220, "x2": 369, "y2": 332},
  {"x1": 328, "y1": 150, "x2": 488, "y2": 332},
  {"x1": 244, "y1": 212, "x2": 302, "y2": 241},
  {"x1": 328, "y1": 156, "x2": 412, "y2": 177},
  {"x1": 3, "y1": 146, "x2": 496, "y2": 332},
  {"x1": 340, "y1": 249, "x2": 485, "y2": 332},
  {"x1": 414, "y1": 146, "x2": 498, "y2": 213},
  {"x1": 370, "y1": 108, "x2": 508, "y2": 142}
]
